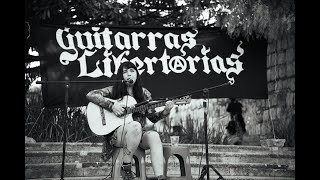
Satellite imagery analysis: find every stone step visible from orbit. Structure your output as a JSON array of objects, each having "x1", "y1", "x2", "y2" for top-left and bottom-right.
[
  {"x1": 25, "y1": 142, "x2": 295, "y2": 179},
  {"x1": 25, "y1": 150, "x2": 295, "y2": 169},
  {"x1": 25, "y1": 142, "x2": 295, "y2": 154},
  {"x1": 25, "y1": 175, "x2": 295, "y2": 180},
  {"x1": 25, "y1": 162, "x2": 294, "y2": 179}
]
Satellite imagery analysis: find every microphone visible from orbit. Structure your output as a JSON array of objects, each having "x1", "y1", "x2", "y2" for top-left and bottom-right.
[{"x1": 123, "y1": 79, "x2": 134, "y2": 84}]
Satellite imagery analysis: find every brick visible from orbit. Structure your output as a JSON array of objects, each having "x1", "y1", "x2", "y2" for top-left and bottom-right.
[
  {"x1": 255, "y1": 99, "x2": 261, "y2": 108},
  {"x1": 268, "y1": 81, "x2": 275, "y2": 92},
  {"x1": 277, "y1": 91, "x2": 287, "y2": 106},
  {"x1": 273, "y1": 94, "x2": 279, "y2": 107},
  {"x1": 281, "y1": 36, "x2": 288, "y2": 50},
  {"x1": 275, "y1": 80, "x2": 283, "y2": 91},
  {"x1": 278, "y1": 65, "x2": 286, "y2": 78},
  {"x1": 267, "y1": 54, "x2": 272, "y2": 67},
  {"x1": 268, "y1": 40, "x2": 276, "y2": 54},
  {"x1": 287, "y1": 34, "x2": 295, "y2": 48},
  {"x1": 268, "y1": 68, "x2": 273, "y2": 81},
  {"x1": 278, "y1": 51, "x2": 285, "y2": 64},
  {"x1": 267, "y1": 44, "x2": 271, "y2": 54},
  {"x1": 262, "y1": 110, "x2": 269, "y2": 122},
  {"x1": 271, "y1": 53, "x2": 277, "y2": 66},
  {"x1": 267, "y1": 68, "x2": 271, "y2": 81},
  {"x1": 262, "y1": 99, "x2": 267, "y2": 108},
  {"x1": 269, "y1": 67, "x2": 277, "y2": 81},
  {"x1": 281, "y1": 79, "x2": 288, "y2": 90},
  {"x1": 266, "y1": 98, "x2": 272, "y2": 110},
  {"x1": 292, "y1": 93, "x2": 295, "y2": 106},
  {"x1": 276, "y1": 39, "x2": 282, "y2": 51},
  {"x1": 292, "y1": 61, "x2": 295, "y2": 76},
  {"x1": 276, "y1": 107, "x2": 283, "y2": 120},
  {"x1": 286, "y1": 92, "x2": 295, "y2": 106},
  {"x1": 286, "y1": 48, "x2": 295, "y2": 62},
  {"x1": 286, "y1": 62, "x2": 294, "y2": 77},
  {"x1": 269, "y1": 107, "x2": 277, "y2": 121},
  {"x1": 289, "y1": 78, "x2": 295, "y2": 91}
]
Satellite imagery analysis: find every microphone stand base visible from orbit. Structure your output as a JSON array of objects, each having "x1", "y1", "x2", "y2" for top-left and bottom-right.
[{"x1": 198, "y1": 165, "x2": 225, "y2": 180}]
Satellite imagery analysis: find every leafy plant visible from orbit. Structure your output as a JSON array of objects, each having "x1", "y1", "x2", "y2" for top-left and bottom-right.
[
  {"x1": 25, "y1": 90, "x2": 101, "y2": 143},
  {"x1": 158, "y1": 114, "x2": 226, "y2": 145}
]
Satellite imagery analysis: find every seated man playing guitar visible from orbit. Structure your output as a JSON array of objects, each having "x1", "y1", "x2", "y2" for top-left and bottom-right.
[{"x1": 86, "y1": 61, "x2": 174, "y2": 180}]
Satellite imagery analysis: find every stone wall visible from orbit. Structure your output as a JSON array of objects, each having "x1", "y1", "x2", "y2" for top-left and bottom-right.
[
  {"x1": 263, "y1": 33, "x2": 295, "y2": 146},
  {"x1": 159, "y1": 33, "x2": 295, "y2": 147}
]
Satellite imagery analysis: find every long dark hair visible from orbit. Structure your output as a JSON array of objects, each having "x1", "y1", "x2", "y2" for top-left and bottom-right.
[{"x1": 111, "y1": 61, "x2": 144, "y2": 103}]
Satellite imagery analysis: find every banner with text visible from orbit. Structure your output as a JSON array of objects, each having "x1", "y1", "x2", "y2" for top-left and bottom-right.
[{"x1": 35, "y1": 24, "x2": 267, "y2": 108}]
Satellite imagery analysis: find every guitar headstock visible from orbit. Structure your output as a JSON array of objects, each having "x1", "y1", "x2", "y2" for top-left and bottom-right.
[{"x1": 172, "y1": 95, "x2": 192, "y2": 105}]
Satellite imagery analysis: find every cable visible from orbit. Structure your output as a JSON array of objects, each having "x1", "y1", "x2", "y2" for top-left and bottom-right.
[
  {"x1": 112, "y1": 95, "x2": 131, "y2": 176},
  {"x1": 167, "y1": 81, "x2": 231, "y2": 100},
  {"x1": 27, "y1": 107, "x2": 45, "y2": 136},
  {"x1": 119, "y1": 95, "x2": 130, "y2": 163},
  {"x1": 103, "y1": 95, "x2": 130, "y2": 179}
]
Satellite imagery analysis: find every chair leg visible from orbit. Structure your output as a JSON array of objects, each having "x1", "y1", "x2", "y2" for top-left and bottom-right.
[
  {"x1": 133, "y1": 147, "x2": 146, "y2": 180},
  {"x1": 111, "y1": 148, "x2": 124, "y2": 180},
  {"x1": 111, "y1": 147, "x2": 147, "y2": 180},
  {"x1": 163, "y1": 146, "x2": 193, "y2": 180}
]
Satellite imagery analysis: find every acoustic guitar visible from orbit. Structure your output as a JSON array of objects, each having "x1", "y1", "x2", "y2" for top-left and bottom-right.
[{"x1": 86, "y1": 95, "x2": 191, "y2": 136}]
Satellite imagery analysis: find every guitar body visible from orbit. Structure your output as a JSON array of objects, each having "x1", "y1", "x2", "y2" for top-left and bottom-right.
[{"x1": 86, "y1": 95, "x2": 136, "y2": 136}]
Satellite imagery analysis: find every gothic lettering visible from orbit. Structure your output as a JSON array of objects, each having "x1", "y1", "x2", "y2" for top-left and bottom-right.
[{"x1": 55, "y1": 28, "x2": 245, "y2": 83}]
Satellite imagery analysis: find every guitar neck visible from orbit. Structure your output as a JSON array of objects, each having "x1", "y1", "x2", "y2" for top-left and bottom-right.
[{"x1": 127, "y1": 100, "x2": 167, "y2": 114}]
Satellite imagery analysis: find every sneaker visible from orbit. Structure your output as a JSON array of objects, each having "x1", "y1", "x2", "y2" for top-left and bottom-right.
[
  {"x1": 120, "y1": 164, "x2": 135, "y2": 180},
  {"x1": 157, "y1": 175, "x2": 166, "y2": 180}
]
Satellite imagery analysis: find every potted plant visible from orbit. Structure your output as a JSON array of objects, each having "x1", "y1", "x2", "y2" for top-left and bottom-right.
[{"x1": 260, "y1": 138, "x2": 286, "y2": 147}]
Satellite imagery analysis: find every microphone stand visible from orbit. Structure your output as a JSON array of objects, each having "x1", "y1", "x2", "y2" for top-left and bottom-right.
[
  {"x1": 164, "y1": 82, "x2": 231, "y2": 180},
  {"x1": 198, "y1": 89, "x2": 225, "y2": 180},
  {"x1": 36, "y1": 79, "x2": 124, "y2": 180}
]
